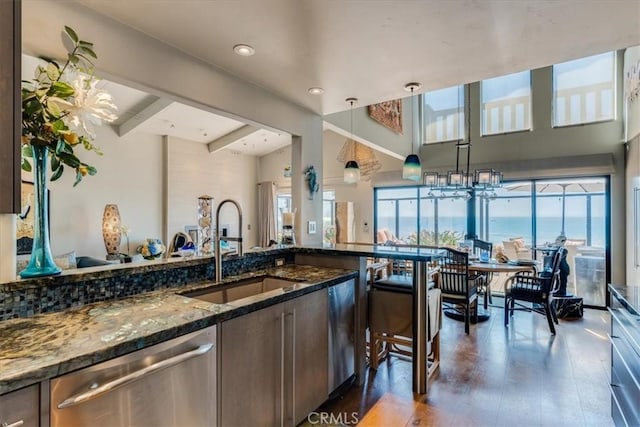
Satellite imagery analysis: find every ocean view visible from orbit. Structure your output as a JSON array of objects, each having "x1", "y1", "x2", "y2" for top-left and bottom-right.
[{"x1": 377, "y1": 216, "x2": 606, "y2": 247}]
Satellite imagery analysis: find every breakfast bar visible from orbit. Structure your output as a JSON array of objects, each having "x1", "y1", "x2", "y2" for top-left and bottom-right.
[{"x1": 295, "y1": 244, "x2": 443, "y2": 394}]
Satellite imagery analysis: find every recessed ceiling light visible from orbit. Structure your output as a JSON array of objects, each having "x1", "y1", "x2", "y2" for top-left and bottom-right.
[
  {"x1": 308, "y1": 87, "x2": 324, "y2": 95},
  {"x1": 233, "y1": 44, "x2": 255, "y2": 56}
]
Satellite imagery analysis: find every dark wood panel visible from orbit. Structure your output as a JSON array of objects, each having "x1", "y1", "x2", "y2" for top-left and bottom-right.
[{"x1": 0, "y1": 0, "x2": 20, "y2": 213}]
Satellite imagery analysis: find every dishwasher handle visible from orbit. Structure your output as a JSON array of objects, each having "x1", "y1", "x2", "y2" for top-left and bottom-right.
[{"x1": 57, "y1": 343, "x2": 214, "y2": 409}]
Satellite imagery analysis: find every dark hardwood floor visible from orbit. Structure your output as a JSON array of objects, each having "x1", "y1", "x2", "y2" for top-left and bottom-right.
[{"x1": 313, "y1": 300, "x2": 612, "y2": 427}]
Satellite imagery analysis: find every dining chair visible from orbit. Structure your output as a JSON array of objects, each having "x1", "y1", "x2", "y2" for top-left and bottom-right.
[
  {"x1": 504, "y1": 247, "x2": 565, "y2": 334},
  {"x1": 437, "y1": 247, "x2": 480, "y2": 334},
  {"x1": 472, "y1": 238, "x2": 493, "y2": 309}
]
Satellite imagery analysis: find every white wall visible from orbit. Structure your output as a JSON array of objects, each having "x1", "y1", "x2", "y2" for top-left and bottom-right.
[
  {"x1": 258, "y1": 147, "x2": 292, "y2": 191},
  {"x1": 21, "y1": 0, "x2": 324, "y2": 249},
  {"x1": 167, "y1": 138, "x2": 258, "y2": 249},
  {"x1": 259, "y1": 129, "x2": 403, "y2": 244},
  {"x1": 324, "y1": 97, "x2": 413, "y2": 159},
  {"x1": 43, "y1": 126, "x2": 163, "y2": 259},
  {"x1": 322, "y1": 130, "x2": 403, "y2": 243}
]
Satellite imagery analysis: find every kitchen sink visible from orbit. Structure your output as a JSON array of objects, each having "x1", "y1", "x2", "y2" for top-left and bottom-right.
[{"x1": 181, "y1": 276, "x2": 303, "y2": 304}]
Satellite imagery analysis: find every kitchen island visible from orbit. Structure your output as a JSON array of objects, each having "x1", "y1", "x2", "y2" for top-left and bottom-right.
[
  {"x1": 0, "y1": 264, "x2": 356, "y2": 396},
  {"x1": 0, "y1": 244, "x2": 441, "y2": 426}
]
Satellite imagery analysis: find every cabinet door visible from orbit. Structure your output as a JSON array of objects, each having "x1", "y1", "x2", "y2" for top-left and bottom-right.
[
  {"x1": 285, "y1": 289, "x2": 328, "y2": 425},
  {"x1": 0, "y1": 384, "x2": 39, "y2": 427},
  {"x1": 220, "y1": 303, "x2": 283, "y2": 427}
]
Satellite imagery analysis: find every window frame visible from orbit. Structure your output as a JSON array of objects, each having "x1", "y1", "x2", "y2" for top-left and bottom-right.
[
  {"x1": 551, "y1": 51, "x2": 616, "y2": 128},
  {"x1": 480, "y1": 70, "x2": 533, "y2": 136}
]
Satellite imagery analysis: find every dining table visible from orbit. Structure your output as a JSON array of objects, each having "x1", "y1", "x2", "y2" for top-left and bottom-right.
[{"x1": 444, "y1": 259, "x2": 538, "y2": 323}]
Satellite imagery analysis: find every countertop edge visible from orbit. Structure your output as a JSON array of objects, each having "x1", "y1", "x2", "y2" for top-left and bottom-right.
[{"x1": 0, "y1": 267, "x2": 357, "y2": 395}]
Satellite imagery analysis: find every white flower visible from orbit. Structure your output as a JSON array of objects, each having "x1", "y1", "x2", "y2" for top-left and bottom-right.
[{"x1": 66, "y1": 74, "x2": 118, "y2": 139}]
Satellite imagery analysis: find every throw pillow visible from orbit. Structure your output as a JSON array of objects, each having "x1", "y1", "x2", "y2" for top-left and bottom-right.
[{"x1": 53, "y1": 250, "x2": 77, "y2": 270}]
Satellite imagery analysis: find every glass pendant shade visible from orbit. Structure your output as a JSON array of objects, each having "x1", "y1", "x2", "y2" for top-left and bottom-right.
[
  {"x1": 344, "y1": 160, "x2": 360, "y2": 184},
  {"x1": 402, "y1": 154, "x2": 422, "y2": 181},
  {"x1": 343, "y1": 97, "x2": 360, "y2": 184}
]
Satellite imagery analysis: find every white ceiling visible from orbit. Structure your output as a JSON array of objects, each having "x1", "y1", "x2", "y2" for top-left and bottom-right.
[
  {"x1": 78, "y1": 0, "x2": 640, "y2": 115},
  {"x1": 102, "y1": 75, "x2": 292, "y2": 156},
  {"x1": 35, "y1": 0, "x2": 640, "y2": 156}
]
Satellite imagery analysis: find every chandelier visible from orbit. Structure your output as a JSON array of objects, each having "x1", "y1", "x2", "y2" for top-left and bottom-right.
[{"x1": 422, "y1": 84, "x2": 502, "y2": 199}]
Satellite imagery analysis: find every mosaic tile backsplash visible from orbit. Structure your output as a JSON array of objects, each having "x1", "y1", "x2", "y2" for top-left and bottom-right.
[{"x1": 0, "y1": 249, "x2": 294, "y2": 321}]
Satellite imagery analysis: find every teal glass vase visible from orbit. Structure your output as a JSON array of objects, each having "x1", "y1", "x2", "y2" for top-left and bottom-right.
[{"x1": 19, "y1": 144, "x2": 62, "y2": 278}]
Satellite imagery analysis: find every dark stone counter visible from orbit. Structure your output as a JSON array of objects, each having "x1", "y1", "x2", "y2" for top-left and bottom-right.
[{"x1": 0, "y1": 264, "x2": 356, "y2": 395}]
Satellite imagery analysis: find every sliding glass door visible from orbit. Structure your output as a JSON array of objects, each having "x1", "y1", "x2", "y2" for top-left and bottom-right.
[
  {"x1": 374, "y1": 187, "x2": 466, "y2": 246},
  {"x1": 475, "y1": 177, "x2": 608, "y2": 307}
]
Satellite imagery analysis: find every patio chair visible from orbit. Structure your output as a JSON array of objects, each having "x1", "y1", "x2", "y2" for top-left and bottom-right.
[{"x1": 504, "y1": 247, "x2": 565, "y2": 334}]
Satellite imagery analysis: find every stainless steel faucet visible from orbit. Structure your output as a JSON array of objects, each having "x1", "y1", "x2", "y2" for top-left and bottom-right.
[{"x1": 215, "y1": 199, "x2": 243, "y2": 282}]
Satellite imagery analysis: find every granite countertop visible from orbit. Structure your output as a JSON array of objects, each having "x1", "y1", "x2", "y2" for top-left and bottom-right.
[
  {"x1": 609, "y1": 284, "x2": 640, "y2": 316},
  {"x1": 0, "y1": 264, "x2": 356, "y2": 395}
]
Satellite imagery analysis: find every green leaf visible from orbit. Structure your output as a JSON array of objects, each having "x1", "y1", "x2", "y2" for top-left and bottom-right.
[
  {"x1": 51, "y1": 155, "x2": 60, "y2": 171},
  {"x1": 47, "y1": 100, "x2": 62, "y2": 117},
  {"x1": 79, "y1": 46, "x2": 97, "y2": 59},
  {"x1": 21, "y1": 158, "x2": 32, "y2": 172},
  {"x1": 64, "y1": 26, "x2": 79, "y2": 43},
  {"x1": 57, "y1": 152, "x2": 80, "y2": 168},
  {"x1": 51, "y1": 164, "x2": 64, "y2": 181},
  {"x1": 51, "y1": 81, "x2": 74, "y2": 97},
  {"x1": 55, "y1": 139, "x2": 72, "y2": 155},
  {"x1": 73, "y1": 170, "x2": 83, "y2": 186},
  {"x1": 53, "y1": 120, "x2": 67, "y2": 132},
  {"x1": 68, "y1": 53, "x2": 80, "y2": 65},
  {"x1": 86, "y1": 165, "x2": 97, "y2": 176},
  {"x1": 46, "y1": 63, "x2": 60, "y2": 81},
  {"x1": 21, "y1": 144, "x2": 33, "y2": 158}
]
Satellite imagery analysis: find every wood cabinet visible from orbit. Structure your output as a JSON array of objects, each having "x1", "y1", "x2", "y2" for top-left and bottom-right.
[
  {"x1": 0, "y1": 384, "x2": 40, "y2": 427},
  {"x1": 0, "y1": 0, "x2": 20, "y2": 213},
  {"x1": 220, "y1": 289, "x2": 328, "y2": 426}
]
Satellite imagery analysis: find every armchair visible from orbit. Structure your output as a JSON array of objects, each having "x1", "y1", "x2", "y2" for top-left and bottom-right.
[
  {"x1": 502, "y1": 237, "x2": 532, "y2": 260},
  {"x1": 504, "y1": 247, "x2": 566, "y2": 335}
]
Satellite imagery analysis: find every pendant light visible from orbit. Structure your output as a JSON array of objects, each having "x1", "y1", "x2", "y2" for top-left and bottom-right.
[
  {"x1": 402, "y1": 82, "x2": 422, "y2": 181},
  {"x1": 344, "y1": 97, "x2": 360, "y2": 184}
]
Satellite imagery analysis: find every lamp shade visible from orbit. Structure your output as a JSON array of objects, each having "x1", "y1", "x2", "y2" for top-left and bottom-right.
[
  {"x1": 344, "y1": 160, "x2": 360, "y2": 184},
  {"x1": 402, "y1": 154, "x2": 422, "y2": 181},
  {"x1": 102, "y1": 204, "x2": 121, "y2": 257}
]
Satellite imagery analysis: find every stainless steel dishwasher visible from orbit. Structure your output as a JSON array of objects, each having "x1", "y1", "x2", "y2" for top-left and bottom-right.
[
  {"x1": 50, "y1": 325, "x2": 216, "y2": 427},
  {"x1": 328, "y1": 279, "x2": 355, "y2": 396}
]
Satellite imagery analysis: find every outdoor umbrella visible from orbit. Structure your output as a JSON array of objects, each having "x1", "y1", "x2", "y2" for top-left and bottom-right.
[{"x1": 505, "y1": 179, "x2": 605, "y2": 236}]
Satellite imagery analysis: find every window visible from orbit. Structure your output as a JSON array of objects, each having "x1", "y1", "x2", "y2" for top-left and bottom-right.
[
  {"x1": 481, "y1": 71, "x2": 531, "y2": 135},
  {"x1": 553, "y1": 52, "x2": 615, "y2": 126},
  {"x1": 322, "y1": 191, "x2": 335, "y2": 245},
  {"x1": 277, "y1": 191, "x2": 336, "y2": 245},
  {"x1": 423, "y1": 85, "x2": 464, "y2": 143},
  {"x1": 374, "y1": 187, "x2": 466, "y2": 246},
  {"x1": 475, "y1": 177, "x2": 608, "y2": 306}
]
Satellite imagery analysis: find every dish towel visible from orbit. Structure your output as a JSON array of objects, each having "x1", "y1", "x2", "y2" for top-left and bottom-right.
[{"x1": 428, "y1": 288, "x2": 442, "y2": 342}]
